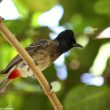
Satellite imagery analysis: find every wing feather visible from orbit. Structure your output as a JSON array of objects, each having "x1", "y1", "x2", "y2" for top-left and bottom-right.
[{"x1": 1, "y1": 39, "x2": 49, "y2": 74}]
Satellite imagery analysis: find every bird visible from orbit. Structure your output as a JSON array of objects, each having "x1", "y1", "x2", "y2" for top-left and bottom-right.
[{"x1": 0, "y1": 30, "x2": 82, "y2": 92}]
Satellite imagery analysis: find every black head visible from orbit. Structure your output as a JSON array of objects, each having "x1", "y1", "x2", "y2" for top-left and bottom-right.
[{"x1": 55, "y1": 30, "x2": 82, "y2": 53}]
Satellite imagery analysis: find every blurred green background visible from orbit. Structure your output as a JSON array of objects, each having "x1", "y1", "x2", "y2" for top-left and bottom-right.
[{"x1": 0, "y1": 0, "x2": 110, "y2": 110}]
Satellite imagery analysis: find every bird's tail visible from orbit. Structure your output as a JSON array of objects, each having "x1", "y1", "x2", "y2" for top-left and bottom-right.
[
  {"x1": 0, "y1": 67, "x2": 20, "y2": 93},
  {"x1": 0, "y1": 76, "x2": 12, "y2": 93}
]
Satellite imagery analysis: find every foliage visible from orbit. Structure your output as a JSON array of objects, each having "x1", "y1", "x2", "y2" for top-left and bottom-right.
[
  {"x1": 64, "y1": 85, "x2": 110, "y2": 110},
  {"x1": 0, "y1": 0, "x2": 110, "y2": 110}
]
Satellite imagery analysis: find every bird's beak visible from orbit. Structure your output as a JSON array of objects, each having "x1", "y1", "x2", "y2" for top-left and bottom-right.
[{"x1": 73, "y1": 43, "x2": 83, "y2": 48}]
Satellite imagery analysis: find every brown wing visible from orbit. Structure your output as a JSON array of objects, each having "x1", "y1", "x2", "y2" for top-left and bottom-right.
[{"x1": 1, "y1": 39, "x2": 49, "y2": 74}]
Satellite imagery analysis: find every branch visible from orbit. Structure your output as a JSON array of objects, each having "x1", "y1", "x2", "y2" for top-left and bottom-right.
[{"x1": 0, "y1": 17, "x2": 63, "y2": 110}]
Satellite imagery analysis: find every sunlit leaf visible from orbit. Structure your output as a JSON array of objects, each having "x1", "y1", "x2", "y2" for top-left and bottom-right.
[
  {"x1": 0, "y1": 91, "x2": 23, "y2": 109},
  {"x1": 13, "y1": 0, "x2": 58, "y2": 12}
]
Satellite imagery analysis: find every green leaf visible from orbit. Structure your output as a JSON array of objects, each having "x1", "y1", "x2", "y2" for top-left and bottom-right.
[
  {"x1": 0, "y1": 91, "x2": 23, "y2": 109},
  {"x1": 94, "y1": 0, "x2": 110, "y2": 15},
  {"x1": 5, "y1": 19, "x2": 27, "y2": 35},
  {"x1": 21, "y1": 93, "x2": 51, "y2": 110},
  {"x1": 64, "y1": 85, "x2": 110, "y2": 110}
]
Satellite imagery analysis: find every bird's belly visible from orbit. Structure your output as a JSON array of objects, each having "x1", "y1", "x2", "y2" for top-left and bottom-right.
[
  {"x1": 16, "y1": 62, "x2": 33, "y2": 77},
  {"x1": 16, "y1": 51, "x2": 51, "y2": 78},
  {"x1": 33, "y1": 51, "x2": 51, "y2": 71}
]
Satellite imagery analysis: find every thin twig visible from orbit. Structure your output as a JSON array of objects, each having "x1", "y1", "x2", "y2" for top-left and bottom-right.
[{"x1": 0, "y1": 16, "x2": 63, "y2": 110}]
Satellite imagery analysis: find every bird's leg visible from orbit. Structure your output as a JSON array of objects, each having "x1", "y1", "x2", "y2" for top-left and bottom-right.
[
  {"x1": 49, "y1": 83, "x2": 53, "y2": 90},
  {"x1": 49, "y1": 82, "x2": 54, "y2": 93}
]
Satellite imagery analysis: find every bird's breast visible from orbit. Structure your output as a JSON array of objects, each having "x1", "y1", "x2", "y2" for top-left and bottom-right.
[
  {"x1": 33, "y1": 49, "x2": 51, "y2": 70},
  {"x1": 15, "y1": 41, "x2": 60, "y2": 78},
  {"x1": 16, "y1": 49, "x2": 52, "y2": 78}
]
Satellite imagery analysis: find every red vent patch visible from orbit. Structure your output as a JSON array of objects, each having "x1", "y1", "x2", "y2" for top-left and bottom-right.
[{"x1": 8, "y1": 68, "x2": 21, "y2": 79}]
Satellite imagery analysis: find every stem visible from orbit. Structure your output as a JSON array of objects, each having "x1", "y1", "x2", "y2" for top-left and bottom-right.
[{"x1": 0, "y1": 16, "x2": 63, "y2": 110}]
